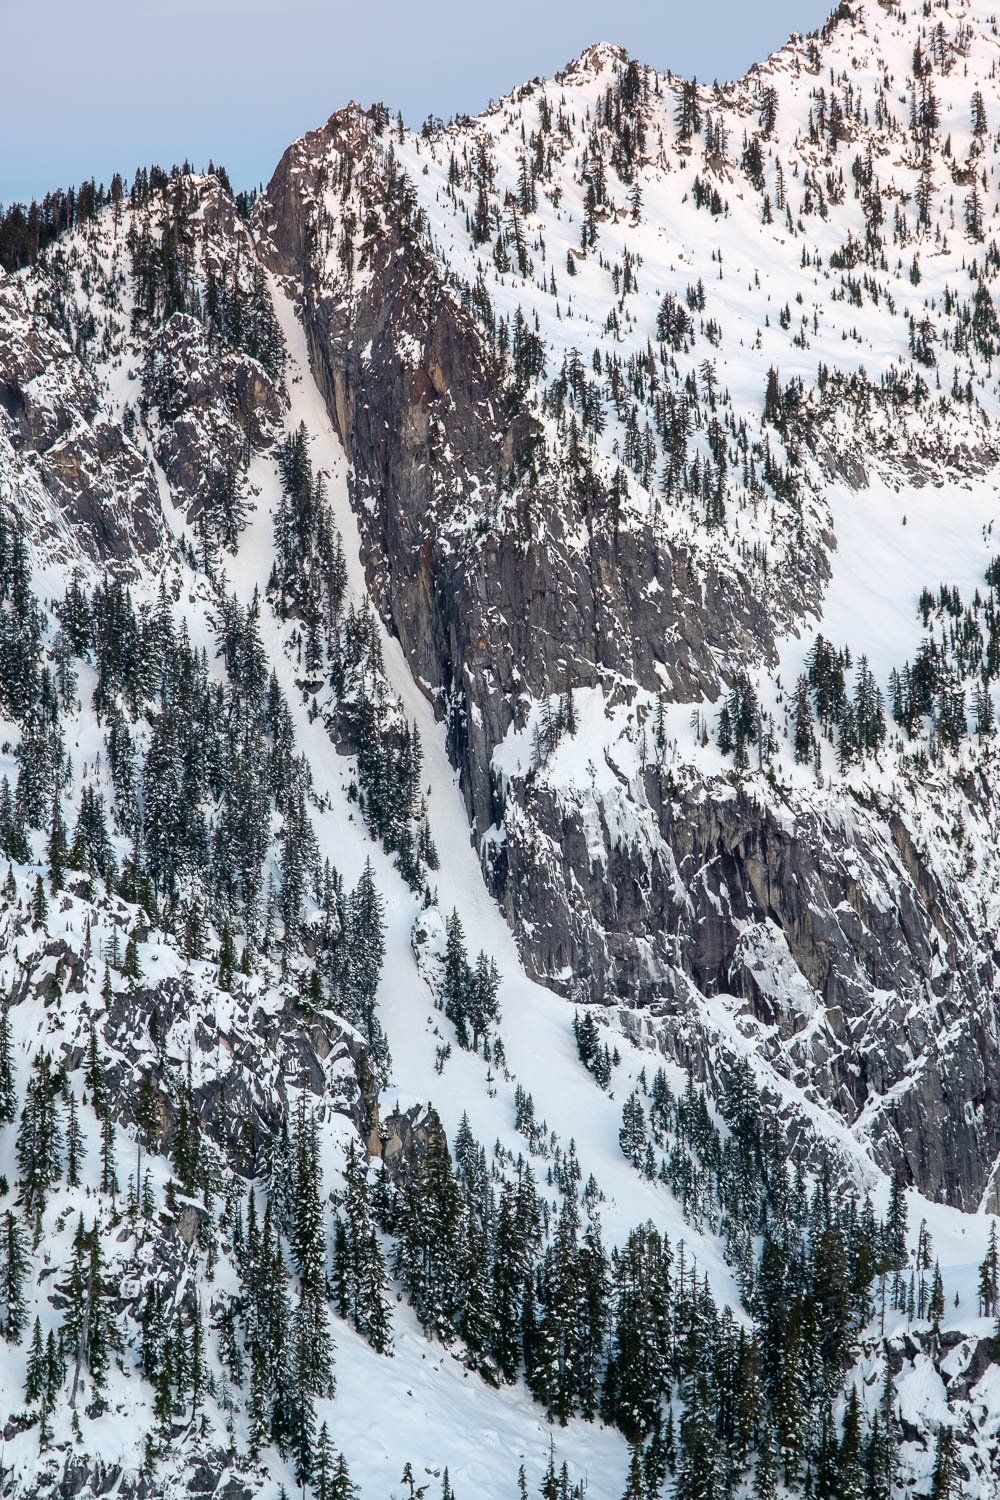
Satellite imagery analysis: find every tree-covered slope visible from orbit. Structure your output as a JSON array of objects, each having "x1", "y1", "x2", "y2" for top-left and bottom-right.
[{"x1": 2, "y1": 2, "x2": 1000, "y2": 1497}]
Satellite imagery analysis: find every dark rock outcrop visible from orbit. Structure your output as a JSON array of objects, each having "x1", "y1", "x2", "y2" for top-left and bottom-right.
[
  {"x1": 260, "y1": 109, "x2": 783, "y2": 843},
  {"x1": 143, "y1": 312, "x2": 284, "y2": 526},
  {"x1": 259, "y1": 109, "x2": 1000, "y2": 1212},
  {"x1": 0, "y1": 277, "x2": 164, "y2": 559}
]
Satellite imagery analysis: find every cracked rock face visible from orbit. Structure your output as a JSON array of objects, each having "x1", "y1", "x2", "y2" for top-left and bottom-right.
[
  {"x1": 0, "y1": 278, "x2": 164, "y2": 559},
  {"x1": 98, "y1": 974, "x2": 372, "y2": 1176},
  {"x1": 265, "y1": 133, "x2": 776, "y2": 801},
  {"x1": 143, "y1": 312, "x2": 284, "y2": 528},
  {"x1": 260, "y1": 110, "x2": 1000, "y2": 1212}
]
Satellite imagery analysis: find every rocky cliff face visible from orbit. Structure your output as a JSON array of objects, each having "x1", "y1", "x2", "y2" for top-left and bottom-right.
[
  {"x1": 257, "y1": 9, "x2": 1000, "y2": 1210},
  {"x1": 0, "y1": 276, "x2": 163, "y2": 559},
  {"x1": 9, "y1": 6, "x2": 1000, "y2": 1494},
  {"x1": 262, "y1": 111, "x2": 783, "y2": 823},
  {"x1": 143, "y1": 313, "x2": 284, "y2": 527}
]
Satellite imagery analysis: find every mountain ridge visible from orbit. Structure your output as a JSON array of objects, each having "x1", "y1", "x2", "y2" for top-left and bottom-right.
[
  {"x1": 251, "y1": 0, "x2": 1000, "y2": 1211},
  {"x1": 3, "y1": 0, "x2": 1000, "y2": 1494}
]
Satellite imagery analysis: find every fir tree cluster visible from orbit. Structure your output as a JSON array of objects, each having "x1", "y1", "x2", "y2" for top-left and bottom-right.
[
  {"x1": 0, "y1": 177, "x2": 118, "y2": 273},
  {"x1": 438, "y1": 908, "x2": 501, "y2": 1053},
  {"x1": 128, "y1": 175, "x2": 285, "y2": 377},
  {"x1": 375, "y1": 1074, "x2": 922, "y2": 1500},
  {"x1": 268, "y1": 426, "x2": 437, "y2": 889},
  {"x1": 0, "y1": 1002, "x2": 610, "y2": 1500},
  {"x1": 607, "y1": 1059, "x2": 925, "y2": 1496},
  {"x1": 0, "y1": 946, "x2": 971, "y2": 1500},
  {"x1": 0, "y1": 508, "x2": 400, "y2": 1057},
  {"x1": 0, "y1": 1007, "x2": 368, "y2": 1492},
  {"x1": 886, "y1": 560, "x2": 1000, "y2": 750},
  {"x1": 380, "y1": 57, "x2": 813, "y2": 555},
  {"x1": 715, "y1": 547, "x2": 1000, "y2": 777},
  {"x1": 572, "y1": 1009, "x2": 620, "y2": 1088}
]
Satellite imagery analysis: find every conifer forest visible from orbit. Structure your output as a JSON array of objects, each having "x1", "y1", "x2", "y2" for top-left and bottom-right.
[{"x1": 6, "y1": 1, "x2": 1000, "y2": 1495}]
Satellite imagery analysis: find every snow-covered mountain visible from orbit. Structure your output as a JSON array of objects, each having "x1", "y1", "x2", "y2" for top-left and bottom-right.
[{"x1": 3, "y1": 1, "x2": 1000, "y2": 1495}]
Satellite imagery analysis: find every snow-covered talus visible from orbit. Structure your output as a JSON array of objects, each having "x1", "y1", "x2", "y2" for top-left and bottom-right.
[{"x1": 0, "y1": 273, "x2": 163, "y2": 559}]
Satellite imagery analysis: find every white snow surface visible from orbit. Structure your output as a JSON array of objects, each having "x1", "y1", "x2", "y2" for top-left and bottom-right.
[{"x1": 8, "y1": 2, "x2": 1000, "y2": 1491}]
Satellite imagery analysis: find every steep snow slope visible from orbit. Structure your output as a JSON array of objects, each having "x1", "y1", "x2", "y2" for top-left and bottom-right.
[
  {"x1": 7, "y1": 1, "x2": 1000, "y2": 1495},
  {"x1": 0, "y1": 244, "x2": 640, "y2": 1497},
  {"x1": 2, "y1": 232, "x2": 994, "y2": 1493},
  {"x1": 258, "y1": 0, "x2": 1000, "y2": 1215}
]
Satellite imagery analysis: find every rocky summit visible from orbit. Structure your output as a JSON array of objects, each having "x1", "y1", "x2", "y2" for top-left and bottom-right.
[{"x1": 2, "y1": 2, "x2": 1000, "y2": 1495}]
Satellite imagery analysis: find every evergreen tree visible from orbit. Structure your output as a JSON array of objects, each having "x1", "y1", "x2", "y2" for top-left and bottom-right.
[
  {"x1": 576, "y1": 1215, "x2": 608, "y2": 1421},
  {"x1": 85, "y1": 1020, "x2": 110, "y2": 1120},
  {"x1": 171, "y1": 1061, "x2": 202, "y2": 1194},
  {"x1": 289, "y1": 1098, "x2": 335, "y2": 1399},
  {"x1": 100, "y1": 1108, "x2": 118, "y2": 1197},
  {"x1": 217, "y1": 921, "x2": 236, "y2": 992},
  {"x1": 121, "y1": 933, "x2": 143, "y2": 985},
  {"x1": 977, "y1": 1221, "x2": 998, "y2": 1317},
  {"x1": 65, "y1": 1090, "x2": 84, "y2": 1188},
  {"x1": 442, "y1": 908, "x2": 473, "y2": 1047},
  {"x1": 0, "y1": 1000, "x2": 15, "y2": 1124},
  {"x1": 676, "y1": 1372, "x2": 722, "y2": 1500},
  {"x1": 0, "y1": 1209, "x2": 29, "y2": 1342},
  {"x1": 529, "y1": 1198, "x2": 581, "y2": 1425},
  {"x1": 16, "y1": 1052, "x2": 63, "y2": 1211},
  {"x1": 344, "y1": 859, "x2": 389, "y2": 1073},
  {"x1": 793, "y1": 675, "x2": 816, "y2": 764},
  {"x1": 459, "y1": 1191, "x2": 494, "y2": 1376},
  {"x1": 315, "y1": 1421, "x2": 337, "y2": 1500},
  {"x1": 774, "y1": 1310, "x2": 806, "y2": 1486},
  {"x1": 884, "y1": 1174, "x2": 909, "y2": 1272},
  {"x1": 491, "y1": 1179, "x2": 526, "y2": 1382},
  {"x1": 288, "y1": 1342, "x2": 317, "y2": 1492},
  {"x1": 930, "y1": 1426, "x2": 958, "y2": 1499},
  {"x1": 31, "y1": 874, "x2": 48, "y2": 927},
  {"x1": 866, "y1": 1361, "x2": 899, "y2": 1499},
  {"x1": 338, "y1": 1139, "x2": 392, "y2": 1353},
  {"x1": 753, "y1": 1423, "x2": 777, "y2": 1500},
  {"x1": 253, "y1": 1197, "x2": 292, "y2": 1449},
  {"x1": 64, "y1": 1216, "x2": 112, "y2": 1406},
  {"x1": 48, "y1": 791, "x2": 68, "y2": 891},
  {"x1": 24, "y1": 1315, "x2": 45, "y2": 1402},
  {"x1": 330, "y1": 1452, "x2": 356, "y2": 1500},
  {"x1": 618, "y1": 1091, "x2": 647, "y2": 1167},
  {"x1": 620, "y1": 1446, "x2": 645, "y2": 1500},
  {"x1": 605, "y1": 1222, "x2": 671, "y2": 1439},
  {"x1": 393, "y1": 1129, "x2": 463, "y2": 1343},
  {"x1": 839, "y1": 1384, "x2": 865, "y2": 1500},
  {"x1": 134, "y1": 1071, "x2": 160, "y2": 1182},
  {"x1": 466, "y1": 951, "x2": 501, "y2": 1053}
]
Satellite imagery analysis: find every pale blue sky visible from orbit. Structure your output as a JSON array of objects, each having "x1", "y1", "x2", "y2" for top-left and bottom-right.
[{"x1": 1, "y1": 0, "x2": 832, "y2": 205}]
